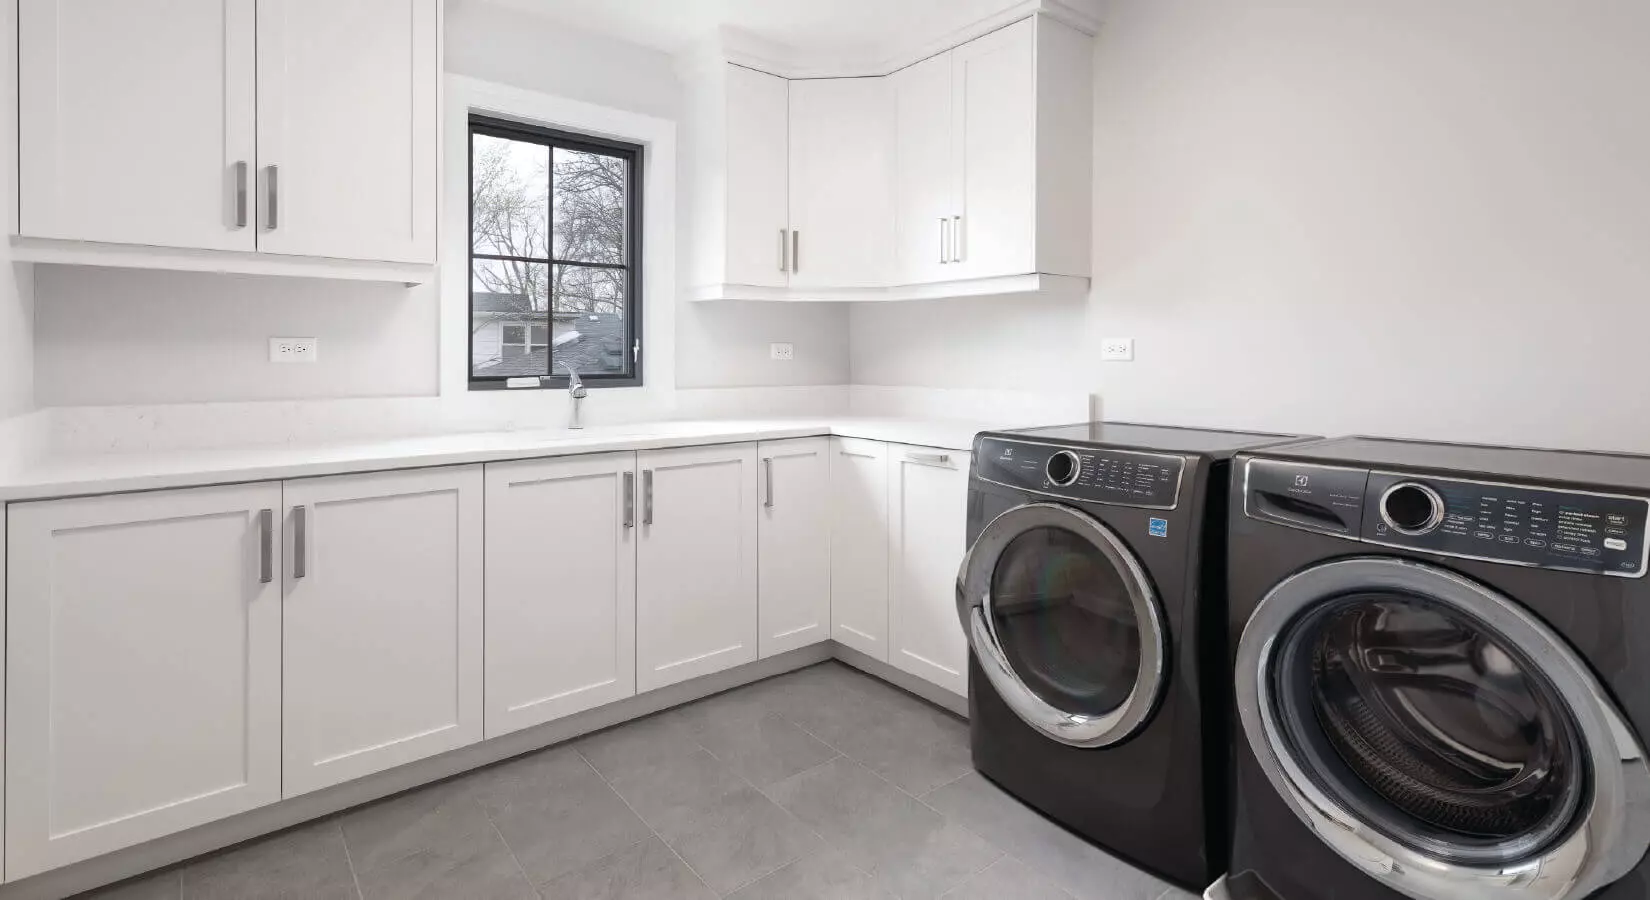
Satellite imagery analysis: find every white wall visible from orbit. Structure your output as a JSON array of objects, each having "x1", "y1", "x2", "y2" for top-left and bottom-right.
[
  {"x1": 855, "y1": 0, "x2": 1650, "y2": 453},
  {"x1": 29, "y1": 0, "x2": 849, "y2": 409}
]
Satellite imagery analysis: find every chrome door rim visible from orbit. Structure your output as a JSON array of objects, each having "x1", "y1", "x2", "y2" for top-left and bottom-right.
[
  {"x1": 1234, "y1": 556, "x2": 1650, "y2": 900},
  {"x1": 955, "y1": 502, "x2": 1167, "y2": 748}
]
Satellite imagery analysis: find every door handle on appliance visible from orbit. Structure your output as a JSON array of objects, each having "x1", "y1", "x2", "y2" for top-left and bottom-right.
[
  {"x1": 779, "y1": 228, "x2": 788, "y2": 272},
  {"x1": 951, "y1": 215, "x2": 962, "y2": 262},
  {"x1": 265, "y1": 165, "x2": 279, "y2": 231},
  {"x1": 642, "y1": 470, "x2": 654, "y2": 525},
  {"x1": 292, "y1": 505, "x2": 307, "y2": 578},
  {"x1": 938, "y1": 218, "x2": 949, "y2": 264},
  {"x1": 623, "y1": 471, "x2": 635, "y2": 528},
  {"x1": 907, "y1": 451, "x2": 952, "y2": 467},
  {"x1": 234, "y1": 161, "x2": 249, "y2": 229},
  {"x1": 763, "y1": 458, "x2": 775, "y2": 509},
  {"x1": 258, "y1": 508, "x2": 273, "y2": 584},
  {"x1": 791, "y1": 229, "x2": 800, "y2": 273}
]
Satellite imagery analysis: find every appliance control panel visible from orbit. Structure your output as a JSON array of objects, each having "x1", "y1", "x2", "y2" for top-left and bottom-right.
[
  {"x1": 1245, "y1": 459, "x2": 1650, "y2": 577},
  {"x1": 973, "y1": 437, "x2": 1185, "y2": 509}
]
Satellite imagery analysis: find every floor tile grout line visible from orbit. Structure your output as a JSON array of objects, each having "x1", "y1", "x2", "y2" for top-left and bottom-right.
[
  {"x1": 485, "y1": 818, "x2": 540, "y2": 899},
  {"x1": 334, "y1": 820, "x2": 367, "y2": 900},
  {"x1": 571, "y1": 745, "x2": 721, "y2": 897}
]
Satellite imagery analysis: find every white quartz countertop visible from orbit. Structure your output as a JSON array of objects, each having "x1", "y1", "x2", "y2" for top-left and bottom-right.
[{"x1": 0, "y1": 416, "x2": 992, "y2": 503}]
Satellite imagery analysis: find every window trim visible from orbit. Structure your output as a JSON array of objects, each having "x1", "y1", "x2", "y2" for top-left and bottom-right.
[{"x1": 467, "y1": 114, "x2": 644, "y2": 390}]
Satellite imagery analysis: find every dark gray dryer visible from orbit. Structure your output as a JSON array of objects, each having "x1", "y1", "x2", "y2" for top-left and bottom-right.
[
  {"x1": 1216, "y1": 437, "x2": 1650, "y2": 900},
  {"x1": 957, "y1": 422, "x2": 1306, "y2": 892}
]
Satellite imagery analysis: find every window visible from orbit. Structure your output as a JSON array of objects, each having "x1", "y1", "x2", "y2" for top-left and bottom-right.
[{"x1": 469, "y1": 115, "x2": 642, "y2": 388}]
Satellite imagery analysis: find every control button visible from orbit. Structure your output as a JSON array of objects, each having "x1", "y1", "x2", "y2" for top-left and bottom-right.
[
  {"x1": 1605, "y1": 537, "x2": 1628, "y2": 551},
  {"x1": 1499, "y1": 535, "x2": 1520, "y2": 544},
  {"x1": 1525, "y1": 539, "x2": 1547, "y2": 548},
  {"x1": 1607, "y1": 527, "x2": 1628, "y2": 536},
  {"x1": 1552, "y1": 543, "x2": 1577, "y2": 552},
  {"x1": 1474, "y1": 531, "x2": 1496, "y2": 541},
  {"x1": 1581, "y1": 547, "x2": 1602, "y2": 557}
]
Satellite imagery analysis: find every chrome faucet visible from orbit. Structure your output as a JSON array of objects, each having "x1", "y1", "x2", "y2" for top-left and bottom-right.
[{"x1": 564, "y1": 363, "x2": 587, "y2": 429}]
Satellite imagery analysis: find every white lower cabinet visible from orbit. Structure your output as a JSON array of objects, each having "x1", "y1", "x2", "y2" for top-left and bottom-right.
[
  {"x1": 281, "y1": 466, "x2": 484, "y2": 796},
  {"x1": 829, "y1": 437, "x2": 891, "y2": 660},
  {"x1": 636, "y1": 443, "x2": 760, "y2": 692},
  {"x1": 483, "y1": 453, "x2": 637, "y2": 738},
  {"x1": 5, "y1": 484, "x2": 283, "y2": 878},
  {"x1": 757, "y1": 438, "x2": 832, "y2": 658},
  {"x1": 888, "y1": 445, "x2": 973, "y2": 697}
]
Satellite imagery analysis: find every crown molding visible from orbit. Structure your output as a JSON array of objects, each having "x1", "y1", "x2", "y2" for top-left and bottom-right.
[{"x1": 675, "y1": 0, "x2": 1100, "y2": 81}]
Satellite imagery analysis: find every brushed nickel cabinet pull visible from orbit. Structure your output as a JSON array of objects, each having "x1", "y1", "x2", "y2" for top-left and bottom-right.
[
  {"x1": 763, "y1": 458, "x2": 775, "y2": 509},
  {"x1": 234, "y1": 161, "x2": 249, "y2": 229},
  {"x1": 258, "y1": 508, "x2": 273, "y2": 584},
  {"x1": 623, "y1": 471, "x2": 636, "y2": 528},
  {"x1": 791, "y1": 229, "x2": 800, "y2": 273},
  {"x1": 265, "y1": 165, "x2": 280, "y2": 231},
  {"x1": 642, "y1": 470, "x2": 654, "y2": 526},
  {"x1": 292, "y1": 505, "x2": 306, "y2": 578}
]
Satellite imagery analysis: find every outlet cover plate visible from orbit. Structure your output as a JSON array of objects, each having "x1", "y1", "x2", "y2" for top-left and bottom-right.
[
  {"x1": 770, "y1": 342, "x2": 795, "y2": 361},
  {"x1": 270, "y1": 337, "x2": 319, "y2": 364},
  {"x1": 1100, "y1": 337, "x2": 1134, "y2": 362}
]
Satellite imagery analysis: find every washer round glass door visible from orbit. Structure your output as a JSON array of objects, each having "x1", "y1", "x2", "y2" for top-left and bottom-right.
[
  {"x1": 1235, "y1": 557, "x2": 1650, "y2": 900},
  {"x1": 956, "y1": 502, "x2": 1166, "y2": 748}
]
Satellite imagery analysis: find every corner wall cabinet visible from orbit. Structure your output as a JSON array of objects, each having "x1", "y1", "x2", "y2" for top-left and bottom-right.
[
  {"x1": 15, "y1": 0, "x2": 439, "y2": 284},
  {"x1": 687, "y1": 12, "x2": 1093, "y2": 303},
  {"x1": 1, "y1": 433, "x2": 974, "y2": 883}
]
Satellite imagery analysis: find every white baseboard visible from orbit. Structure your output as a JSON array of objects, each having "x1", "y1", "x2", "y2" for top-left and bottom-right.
[{"x1": 832, "y1": 644, "x2": 970, "y2": 718}]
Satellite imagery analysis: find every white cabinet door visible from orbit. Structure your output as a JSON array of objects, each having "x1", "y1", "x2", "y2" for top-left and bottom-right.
[
  {"x1": 256, "y1": 0, "x2": 438, "y2": 264},
  {"x1": 19, "y1": 0, "x2": 257, "y2": 251},
  {"x1": 637, "y1": 444, "x2": 759, "y2": 692},
  {"x1": 5, "y1": 484, "x2": 282, "y2": 877},
  {"x1": 484, "y1": 454, "x2": 637, "y2": 739},
  {"x1": 888, "y1": 445, "x2": 973, "y2": 697},
  {"x1": 787, "y1": 77, "x2": 895, "y2": 289},
  {"x1": 725, "y1": 64, "x2": 791, "y2": 287},
  {"x1": 830, "y1": 438, "x2": 891, "y2": 661},
  {"x1": 758, "y1": 438, "x2": 831, "y2": 658},
  {"x1": 282, "y1": 466, "x2": 482, "y2": 797},
  {"x1": 951, "y1": 17, "x2": 1035, "y2": 280},
  {"x1": 892, "y1": 51, "x2": 956, "y2": 285}
]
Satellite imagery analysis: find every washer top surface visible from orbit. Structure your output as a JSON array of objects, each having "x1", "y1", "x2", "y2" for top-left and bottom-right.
[
  {"x1": 992, "y1": 421, "x2": 1305, "y2": 459},
  {"x1": 1257, "y1": 436, "x2": 1650, "y2": 493}
]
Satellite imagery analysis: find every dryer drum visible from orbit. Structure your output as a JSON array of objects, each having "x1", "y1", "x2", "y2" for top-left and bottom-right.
[{"x1": 1274, "y1": 592, "x2": 1586, "y2": 864}]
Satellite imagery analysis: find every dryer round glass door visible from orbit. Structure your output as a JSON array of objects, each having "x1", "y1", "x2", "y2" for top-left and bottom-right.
[
  {"x1": 1234, "y1": 557, "x2": 1650, "y2": 900},
  {"x1": 956, "y1": 502, "x2": 1166, "y2": 748}
]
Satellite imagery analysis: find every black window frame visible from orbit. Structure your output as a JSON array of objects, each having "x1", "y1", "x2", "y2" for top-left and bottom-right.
[{"x1": 468, "y1": 114, "x2": 644, "y2": 390}]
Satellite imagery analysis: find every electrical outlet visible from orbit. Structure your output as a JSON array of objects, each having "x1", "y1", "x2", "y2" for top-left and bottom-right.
[
  {"x1": 270, "y1": 337, "x2": 319, "y2": 364},
  {"x1": 770, "y1": 342, "x2": 795, "y2": 361},
  {"x1": 1100, "y1": 337, "x2": 1134, "y2": 362}
]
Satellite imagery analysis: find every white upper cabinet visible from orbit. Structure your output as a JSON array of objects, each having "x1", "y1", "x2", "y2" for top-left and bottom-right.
[
  {"x1": 5, "y1": 484, "x2": 283, "y2": 878},
  {"x1": 255, "y1": 0, "x2": 437, "y2": 265},
  {"x1": 686, "y1": 13, "x2": 1092, "y2": 302},
  {"x1": 888, "y1": 445, "x2": 973, "y2": 698},
  {"x1": 282, "y1": 466, "x2": 483, "y2": 797},
  {"x1": 757, "y1": 438, "x2": 832, "y2": 658},
  {"x1": 19, "y1": 0, "x2": 258, "y2": 252},
  {"x1": 787, "y1": 78, "x2": 895, "y2": 288},
  {"x1": 724, "y1": 65, "x2": 791, "y2": 288},
  {"x1": 484, "y1": 453, "x2": 637, "y2": 739},
  {"x1": 892, "y1": 51, "x2": 956, "y2": 286},
  {"x1": 16, "y1": 0, "x2": 439, "y2": 281},
  {"x1": 830, "y1": 437, "x2": 892, "y2": 661},
  {"x1": 950, "y1": 18, "x2": 1036, "y2": 280},
  {"x1": 636, "y1": 444, "x2": 760, "y2": 692}
]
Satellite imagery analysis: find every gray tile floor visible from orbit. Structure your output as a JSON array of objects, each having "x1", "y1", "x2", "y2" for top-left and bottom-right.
[{"x1": 80, "y1": 662, "x2": 1197, "y2": 900}]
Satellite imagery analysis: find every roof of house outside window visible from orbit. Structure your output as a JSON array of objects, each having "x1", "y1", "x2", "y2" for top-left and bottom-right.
[{"x1": 477, "y1": 312, "x2": 628, "y2": 378}]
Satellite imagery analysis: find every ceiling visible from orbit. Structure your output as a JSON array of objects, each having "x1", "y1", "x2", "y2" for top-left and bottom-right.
[{"x1": 485, "y1": 0, "x2": 1029, "y2": 61}]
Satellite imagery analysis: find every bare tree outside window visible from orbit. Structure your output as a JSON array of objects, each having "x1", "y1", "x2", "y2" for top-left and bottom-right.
[{"x1": 469, "y1": 117, "x2": 641, "y2": 387}]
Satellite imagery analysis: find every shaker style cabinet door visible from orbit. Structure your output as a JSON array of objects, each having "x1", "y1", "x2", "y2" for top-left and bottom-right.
[
  {"x1": 724, "y1": 64, "x2": 792, "y2": 288},
  {"x1": 18, "y1": 0, "x2": 258, "y2": 251},
  {"x1": 757, "y1": 438, "x2": 832, "y2": 658},
  {"x1": 636, "y1": 444, "x2": 760, "y2": 692},
  {"x1": 282, "y1": 466, "x2": 483, "y2": 797},
  {"x1": 255, "y1": 0, "x2": 438, "y2": 264},
  {"x1": 888, "y1": 445, "x2": 973, "y2": 697},
  {"x1": 829, "y1": 437, "x2": 891, "y2": 661},
  {"x1": 787, "y1": 77, "x2": 896, "y2": 289},
  {"x1": 5, "y1": 483, "x2": 283, "y2": 878},
  {"x1": 892, "y1": 50, "x2": 956, "y2": 285},
  {"x1": 484, "y1": 453, "x2": 638, "y2": 739},
  {"x1": 950, "y1": 17, "x2": 1035, "y2": 280}
]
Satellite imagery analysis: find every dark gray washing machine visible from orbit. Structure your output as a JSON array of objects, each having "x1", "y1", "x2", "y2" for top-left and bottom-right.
[{"x1": 1215, "y1": 437, "x2": 1650, "y2": 900}]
